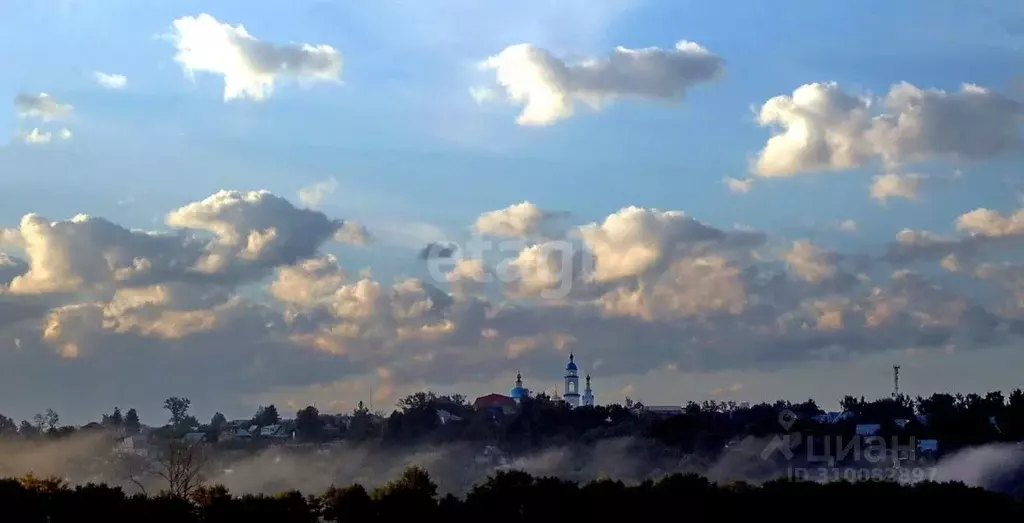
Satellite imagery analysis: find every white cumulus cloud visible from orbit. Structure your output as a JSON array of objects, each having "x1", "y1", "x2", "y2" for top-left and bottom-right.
[
  {"x1": 725, "y1": 177, "x2": 754, "y2": 194},
  {"x1": 870, "y1": 173, "x2": 927, "y2": 203},
  {"x1": 93, "y1": 72, "x2": 128, "y2": 89},
  {"x1": 168, "y1": 13, "x2": 343, "y2": 101},
  {"x1": 480, "y1": 40, "x2": 723, "y2": 125},
  {"x1": 20, "y1": 129, "x2": 52, "y2": 145},
  {"x1": 753, "y1": 82, "x2": 1023, "y2": 177}
]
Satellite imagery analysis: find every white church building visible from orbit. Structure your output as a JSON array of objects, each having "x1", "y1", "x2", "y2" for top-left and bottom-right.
[
  {"x1": 561, "y1": 352, "x2": 595, "y2": 408},
  {"x1": 477, "y1": 352, "x2": 596, "y2": 412}
]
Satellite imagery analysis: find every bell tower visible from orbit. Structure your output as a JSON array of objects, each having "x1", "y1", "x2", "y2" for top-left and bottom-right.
[
  {"x1": 563, "y1": 352, "x2": 580, "y2": 407},
  {"x1": 582, "y1": 374, "x2": 595, "y2": 407}
]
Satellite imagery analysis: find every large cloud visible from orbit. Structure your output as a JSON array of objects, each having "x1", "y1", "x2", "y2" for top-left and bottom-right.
[
  {"x1": 164, "y1": 189, "x2": 368, "y2": 273},
  {"x1": 0, "y1": 190, "x2": 365, "y2": 296},
  {"x1": 753, "y1": 82, "x2": 1023, "y2": 177},
  {"x1": 1, "y1": 193, "x2": 1022, "y2": 421},
  {"x1": 168, "y1": 13, "x2": 343, "y2": 101},
  {"x1": 479, "y1": 40, "x2": 724, "y2": 125}
]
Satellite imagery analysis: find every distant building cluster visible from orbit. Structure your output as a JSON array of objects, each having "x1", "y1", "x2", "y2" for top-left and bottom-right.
[
  {"x1": 94, "y1": 359, "x2": 1020, "y2": 467},
  {"x1": 473, "y1": 352, "x2": 596, "y2": 414}
]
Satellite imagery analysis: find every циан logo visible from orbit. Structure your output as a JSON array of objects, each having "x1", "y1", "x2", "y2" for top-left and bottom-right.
[{"x1": 759, "y1": 409, "x2": 919, "y2": 467}]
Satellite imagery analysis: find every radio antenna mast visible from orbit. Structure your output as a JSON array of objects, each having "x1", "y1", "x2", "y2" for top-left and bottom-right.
[{"x1": 892, "y1": 365, "x2": 901, "y2": 399}]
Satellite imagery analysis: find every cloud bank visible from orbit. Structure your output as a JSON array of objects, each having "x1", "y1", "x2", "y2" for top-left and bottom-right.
[{"x1": 2, "y1": 190, "x2": 1024, "y2": 419}]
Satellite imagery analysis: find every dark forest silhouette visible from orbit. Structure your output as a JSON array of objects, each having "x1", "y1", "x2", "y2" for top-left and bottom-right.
[{"x1": 3, "y1": 467, "x2": 1023, "y2": 521}]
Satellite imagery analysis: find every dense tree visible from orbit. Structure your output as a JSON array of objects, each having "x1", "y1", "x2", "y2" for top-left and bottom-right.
[
  {"x1": 0, "y1": 414, "x2": 16, "y2": 436},
  {"x1": 209, "y1": 412, "x2": 227, "y2": 431},
  {"x1": 124, "y1": 408, "x2": 140, "y2": 434},
  {"x1": 322, "y1": 483, "x2": 372, "y2": 522},
  {"x1": 103, "y1": 407, "x2": 124, "y2": 427},
  {"x1": 372, "y1": 467, "x2": 438, "y2": 518},
  {"x1": 164, "y1": 397, "x2": 192, "y2": 427},
  {"x1": 295, "y1": 406, "x2": 324, "y2": 442},
  {"x1": 253, "y1": 405, "x2": 280, "y2": 426},
  {"x1": 346, "y1": 401, "x2": 379, "y2": 441},
  {"x1": 38, "y1": 409, "x2": 59, "y2": 434},
  {"x1": 18, "y1": 420, "x2": 37, "y2": 437}
]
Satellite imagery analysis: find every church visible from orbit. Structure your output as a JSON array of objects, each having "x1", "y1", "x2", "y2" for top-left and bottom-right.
[{"x1": 481, "y1": 352, "x2": 595, "y2": 409}]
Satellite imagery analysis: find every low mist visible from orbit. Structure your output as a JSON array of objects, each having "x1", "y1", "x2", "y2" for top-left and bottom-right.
[
  {"x1": 1, "y1": 432, "x2": 1022, "y2": 497},
  {"x1": 927, "y1": 443, "x2": 1024, "y2": 496}
]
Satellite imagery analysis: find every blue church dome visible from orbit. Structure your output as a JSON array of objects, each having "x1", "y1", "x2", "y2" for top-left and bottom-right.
[
  {"x1": 566, "y1": 352, "x2": 578, "y2": 371},
  {"x1": 510, "y1": 385, "x2": 529, "y2": 399},
  {"x1": 510, "y1": 372, "x2": 529, "y2": 400}
]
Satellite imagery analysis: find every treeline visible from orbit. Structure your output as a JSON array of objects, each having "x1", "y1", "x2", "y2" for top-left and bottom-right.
[
  {"x1": 5, "y1": 389, "x2": 1024, "y2": 456},
  {"x1": 339, "y1": 389, "x2": 1024, "y2": 454},
  {"x1": 3, "y1": 468, "x2": 1023, "y2": 521}
]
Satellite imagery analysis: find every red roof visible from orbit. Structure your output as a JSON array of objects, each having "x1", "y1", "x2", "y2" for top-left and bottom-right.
[{"x1": 473, "y1": 393, "x2": 516, "y2": 409}]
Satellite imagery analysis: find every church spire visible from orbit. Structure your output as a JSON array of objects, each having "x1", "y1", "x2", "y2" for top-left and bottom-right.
[
  {"x1": 510, "y1": 370, "x2": 528, "y2": 402},
  {"x1": 563, "y1": 352, "x2": 580, "y2": 407},
  {"x1": 582, "y1": 373, "x2": 595, "y2": 407}
]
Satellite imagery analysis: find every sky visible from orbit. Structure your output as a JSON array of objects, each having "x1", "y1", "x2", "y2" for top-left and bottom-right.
[{"x1": 1, "y1": 0, "x2": 1023, "y2": 425}]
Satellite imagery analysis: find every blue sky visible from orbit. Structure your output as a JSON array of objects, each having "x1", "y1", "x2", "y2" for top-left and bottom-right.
[
  {"x1": 2, "y1": 0, "x2": 1020, "y2": 235},
  {"x1": 0, "y1": 0, "x2": 1022, "y2": 423}
]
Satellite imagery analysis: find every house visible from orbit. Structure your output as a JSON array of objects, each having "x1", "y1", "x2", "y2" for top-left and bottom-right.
[
  {"x1": 855, "y1": 424, "x2": 882, "y2": 437},
  {"x1": 436, "y1": 409, "x2": 463, "y2": 425},
  {"x1": 917, "y1": 439, "x2": 939, "y2": 454},
  {"x1": 218, "y1": 427, "x2": 253, "y2": 442},
  {"x1": 258, "y1": 424, "x2": 291, "y2": 439},
  {"x1": 322, "y1": 421, "x2": 343, "y2": 440},
  {"x1": 182, "y1": 432, "x2": 207, "y2": 445},
  {"x1": 114, "y1": 434, "x2": 149, "y2": 457},
  {"x1": 473, "y1": 394, "x2": 518, "y2": 416}
]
